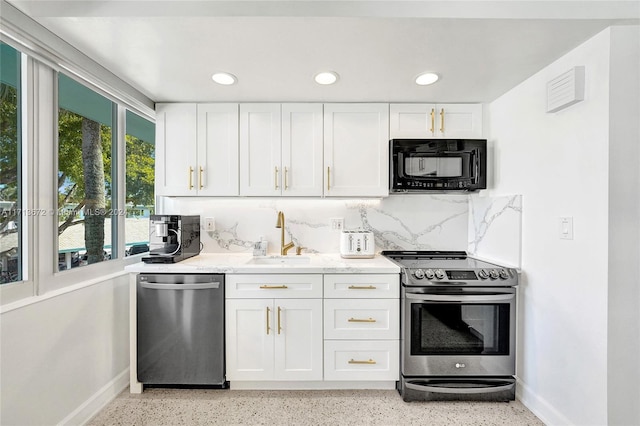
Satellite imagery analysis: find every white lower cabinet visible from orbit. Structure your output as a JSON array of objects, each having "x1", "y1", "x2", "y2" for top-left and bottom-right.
[
  {"x1": 225, "y1": 275, "x2": 323, "y2": 381},
  {"x1": 225, "y1": 273, "x2": 400, "y2": 386},
  {"x1": 323, "y1": 274, "x2": 400, "y2": 382}
]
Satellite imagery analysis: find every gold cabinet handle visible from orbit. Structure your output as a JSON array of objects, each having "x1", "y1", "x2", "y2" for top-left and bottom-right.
[
  {"x1": 348, "y1": 317, "x2": 377, "y2": 323},
  {"x1": 349, "y1": 359, "x2": 377, "y2": 365},
  {"x1": 327, "y1": 166, "x2": 331, "y2": 191},
  {"x1": 275, "y1": 166, "x2": 279, "y2": 190},
  {"x1": 284, "y1": 167, "x2": 288, "y2": 190},
  {"x1": 259, "y1": 285, "x2": 288, "y2": 289},
  {"x1": 199, "y1": 166, "x2": 204, "y2": 190},
  {"x1": 277, "y1": 306, "x2": 282, "y2": 334},
  {"x1": 430, "y1": 108, "x2": 435, "y2": 135},
  {"x1": 440, "y1": 108, "x2": 445, "y2": 133},
  {"x1": 188, "y1": 166, "x2": 194, "y2": 190},
  {"x1": 266, "y1": 306, "x2": 271, "y2": 335},
  {"x1": 348, "y1": 285, "x2": 377, "y2": 290}
]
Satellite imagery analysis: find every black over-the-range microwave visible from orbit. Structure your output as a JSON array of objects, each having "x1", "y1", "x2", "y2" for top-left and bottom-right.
[{"x1": 390, "y1": 138, "x2": 487, "y2": 192}]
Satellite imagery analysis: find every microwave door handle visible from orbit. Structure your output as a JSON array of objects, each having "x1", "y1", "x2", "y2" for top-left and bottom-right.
[
  {"x1": 405, "y1": 293, "x2": 515, "y2": 302},
  {"x1": 404, "y1": 381, "x2": 515, "y2": 395}
]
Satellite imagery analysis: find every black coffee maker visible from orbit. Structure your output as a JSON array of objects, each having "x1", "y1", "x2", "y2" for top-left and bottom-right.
[{"x1": 142, "y1": 215, "x2": 200, "y2": 263}]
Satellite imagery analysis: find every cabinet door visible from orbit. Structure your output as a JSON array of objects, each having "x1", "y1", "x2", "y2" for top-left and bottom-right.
[
  {"x1": 240, "y1": 104, "x2": 282, "y2": 196},
  {"x1": 226, "y1": 299, "x2": 275, "y2": 380},
  {"x1": 155, "y1": 103, "x2": 198, "y2": 196},
  {"x1": 274, "y1": 299, "x2": 323, "y2": 380},
  {"x1": 436, "y1": 103, "x2": 483, "y2": 139},
  {"x1": 323, "y1": 103, "x2": 389, "y2": 197},
  {"x1": 281, "y1": 104, "x2": 323, "y2": 196},
  {"x1": 389, "y1": 103, "x2": 436, "y2": 139},
  {"x1": 197, "y1": 104, "x2": 239, "y2": 196}
]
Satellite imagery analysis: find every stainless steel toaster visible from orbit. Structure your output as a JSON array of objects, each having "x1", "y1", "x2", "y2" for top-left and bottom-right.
[{"x1": 339, "y1": 230, "x2": 375, "y2": 258}]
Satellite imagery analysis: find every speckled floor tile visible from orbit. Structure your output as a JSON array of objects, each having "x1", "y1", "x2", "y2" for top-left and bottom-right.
[{"x1": 87, "y1": 389, "x2": 544, "y2": 426}]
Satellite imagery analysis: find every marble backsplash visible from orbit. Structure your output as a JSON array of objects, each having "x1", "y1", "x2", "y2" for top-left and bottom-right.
[
  {"x1": 468, "y1": 194, "x2": 522, "y2": 268},
  {"x1": 160, "y1": 193, "x2": 522, "y2": 266},
  {"x1": 160, "y1": 195, "x2": 470, "y2": 255}
]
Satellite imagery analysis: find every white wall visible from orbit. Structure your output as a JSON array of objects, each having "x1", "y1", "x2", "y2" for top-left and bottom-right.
[
  {"x1": 0, "y1": 274, "x2": 130, "y2": 425},
  {"x1": 489, "y1": 29, "x2": 612, "y2": 425},
  {"x1": 489, "y1": 26, "x2": 640, "y2": 425},
  {"x1": 607, "y1": 25, "x2": 640, "y2": 426}
]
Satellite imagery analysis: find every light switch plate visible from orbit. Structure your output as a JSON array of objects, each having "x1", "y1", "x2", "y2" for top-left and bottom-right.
[
  {"x1": 330, "y1": 218, "x2": 344, "y2": 231},
  {"x1": 204, "y1": 217, "x2": 215, "y2": 231},
  {"x1": 559, "y1": 217, "x2": 573, "y2": 240}
]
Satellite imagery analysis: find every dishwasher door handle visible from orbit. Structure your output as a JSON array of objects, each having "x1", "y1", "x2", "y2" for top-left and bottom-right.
[{"x1": 140, "y1": 282, "x2": 221, "y2": 290}]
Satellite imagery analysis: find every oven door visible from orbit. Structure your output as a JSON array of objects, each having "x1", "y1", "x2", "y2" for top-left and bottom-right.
[{"x1": 402, "y1": 287, "x2": 516, "y2": 377}]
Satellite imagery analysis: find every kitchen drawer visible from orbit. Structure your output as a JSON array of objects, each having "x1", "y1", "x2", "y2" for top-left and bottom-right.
[
  {"x1": 323, "y1": 274, "x2": 400, "y2": 299},
  {"x1": 226, "y1": 274, "x2": 322, "y2": 298},
  {"x1": 324, "y1": 299, "x2": 399, "y2": 340},
  {"x1": 324, "y1": 340, "x2": 399, "y2": 381}
]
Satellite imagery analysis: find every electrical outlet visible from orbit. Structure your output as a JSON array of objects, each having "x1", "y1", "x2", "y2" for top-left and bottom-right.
[
  {"x1": 330, "y1": 218, "x2": 344, "y2": 231},
  {"x1": 204, "y1": 217, "x2": 215, "y2": 231}
]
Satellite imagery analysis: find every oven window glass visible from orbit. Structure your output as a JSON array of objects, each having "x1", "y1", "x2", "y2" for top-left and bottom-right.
[
  {"x1": 404, "y1": 156, "x2": 462, "y2": 177},
  {"x1": 411, "y1": 303, "x2": 510, "y2": 355}
]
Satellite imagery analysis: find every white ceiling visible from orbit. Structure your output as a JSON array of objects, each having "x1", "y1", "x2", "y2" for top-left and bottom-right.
[{"x1": 7, "y1": 1, "x2": 640, "y2": 103}]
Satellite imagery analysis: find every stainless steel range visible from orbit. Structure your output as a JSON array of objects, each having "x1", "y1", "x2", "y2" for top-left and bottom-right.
[{"x1": 382, "y1": 251, "x2": 519, "y2": 402}]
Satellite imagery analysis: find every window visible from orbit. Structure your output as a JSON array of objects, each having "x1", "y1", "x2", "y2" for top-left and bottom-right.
[
  {"x1": 57, "y1": 73, "x2": 116, "y2": 271},
  {"x1": 0, "y1": 43, "x2": 22, "y2": 284},
  {"x1": 125, "y1": 110, "x2": 154, "y2": 256}
]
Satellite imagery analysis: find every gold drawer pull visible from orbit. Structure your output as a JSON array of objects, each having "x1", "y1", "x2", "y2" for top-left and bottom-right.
[
  {"x1": 348, "y1": 317, "x2": 376, "y2": 323},
  {"x1": 349, "y1": 359, "x2": 377, "y2": 365},
  {"x1": 348, "y1": 285, "x2": 377, "y2": 290},
  {"x1": 259, "y1": 285, "x2": 288, "y2": 289}
]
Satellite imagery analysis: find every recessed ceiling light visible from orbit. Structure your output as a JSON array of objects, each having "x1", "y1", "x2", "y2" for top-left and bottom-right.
[
  {"x1": 415, "y1": 72, "x2": 439, "y2": 86},
  {"x1": 314, "y1": 71, "x2": 339, "y2": 85},
  {"x1": 211, "y1": 72, "x2": 237, "y2": 85}
]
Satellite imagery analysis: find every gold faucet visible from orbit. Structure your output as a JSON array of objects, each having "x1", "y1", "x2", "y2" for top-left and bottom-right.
[{"x1": 275, "y1": 211, "x2": 295, "y2": 255}]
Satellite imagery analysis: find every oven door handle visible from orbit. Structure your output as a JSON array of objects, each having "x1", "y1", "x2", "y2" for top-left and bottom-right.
[
  {"x1": 404, "y1": 380, "x2": 515, "y2": 395},
  {"x1": 404, "y1": 293, "x2": 514, "y2": 302}
]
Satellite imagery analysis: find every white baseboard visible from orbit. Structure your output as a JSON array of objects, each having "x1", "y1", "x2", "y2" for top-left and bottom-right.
[
  {"x1": 517, "y1": 377, "x2": 571, "y2": 425},
  {"x1": 58, "y1": 368, "x2": 129, "y2": 426}
]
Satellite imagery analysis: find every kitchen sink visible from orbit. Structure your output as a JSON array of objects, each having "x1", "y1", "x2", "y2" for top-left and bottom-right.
[{"x1": 246, "y1": 256, "x2": 311, "y2": 265}]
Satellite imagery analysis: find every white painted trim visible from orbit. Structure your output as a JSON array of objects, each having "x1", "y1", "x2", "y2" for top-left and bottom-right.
[
  {"x1": 516, "y1": 377, "x2": 571, "y2": 426},
  {"x1": 229, "y1": 381, "x2": 396, "y2": 390},
  {"x1": 57, "y1": 368, "x2": 129, "y2": 426}
]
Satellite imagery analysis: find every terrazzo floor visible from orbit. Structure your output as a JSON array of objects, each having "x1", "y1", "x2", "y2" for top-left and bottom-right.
[{"x1": 88, "y1": 388, "x2": 544, "y2": 425}]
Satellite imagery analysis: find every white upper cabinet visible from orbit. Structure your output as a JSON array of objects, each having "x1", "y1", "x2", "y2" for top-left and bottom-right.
[
  {"x1": 197, "y1": 104, "x2": 240, "y2": 196},
  {"x1": 155, "y1": 103, "x2": 239, "y2": 196},
  {"x1": 323, "y1": 103, "x2": 390, "y2": 197},
  {"x1": 281, "y1": 104, "x2": 324, "y2": 196},
  {"x1": 390, "y1": 103, "x2": 483, "y2": 139},
  {"x1": 240, "y1": 103, "x2": 323, "y2": 196}
]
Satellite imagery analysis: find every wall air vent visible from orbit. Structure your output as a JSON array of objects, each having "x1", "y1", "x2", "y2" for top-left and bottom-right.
[{"x1": 546, "y1": 66, "x2": 585, "y2": 113}]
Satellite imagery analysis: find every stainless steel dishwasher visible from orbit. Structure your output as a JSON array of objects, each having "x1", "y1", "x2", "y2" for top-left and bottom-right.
[{"x1": 136, "y1": 273, "x2": 227, "y2": 387}]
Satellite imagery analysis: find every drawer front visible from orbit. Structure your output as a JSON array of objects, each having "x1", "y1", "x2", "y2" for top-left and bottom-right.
[
  {"x1": 226, "y1": 274, "x2": 323, "y2": 298},
  {"x1": 324, "y1": 299, "x2": 399, "y2": 340},
  {"x1": 324, "y1": 340, "x2": 399, "y2": 381},
  {"x1": 323, "y1": 274, "x2": 400, "y2": 299}
]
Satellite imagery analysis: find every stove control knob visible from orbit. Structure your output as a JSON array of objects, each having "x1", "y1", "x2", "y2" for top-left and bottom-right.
[
  {"x1": 489, "y1": 269, "x2": 500, "y2": 279},
  {"x1": 425, "y1": 269, "x2": 435, "y2": 280},
  {"x1": 435, "y1": 269, "x2": 446, "y2": 280},
  {"x1": 478, "y1": 269, "x2": 489, "y2": 279},
  {"x1": 499, "y1": 269, "x2": 510, "y2": 280},
  {"x1": 413, "y1": 269, "x2": 425, "y2": 279}
]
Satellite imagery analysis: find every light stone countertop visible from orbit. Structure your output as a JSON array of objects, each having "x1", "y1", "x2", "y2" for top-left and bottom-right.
[{"x1": 124, "y1": 253, "x2": 401, "y2": 274}]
